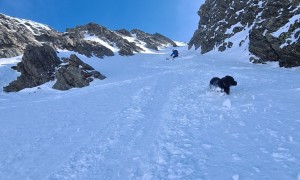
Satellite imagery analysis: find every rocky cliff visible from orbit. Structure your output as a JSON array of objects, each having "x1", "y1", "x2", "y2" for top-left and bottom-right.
[
  {"x1": 0, "y1": 13, "x2": 177, "y2": 59},
  {"x1": 0, "y1": 14, "x2": 58, "y2": 58},
  {"x1": 3, "y1": 44, "x2": 106, "y2": 92},
  {"x1": 3, "y1": 44, "x2": 61, "y2": 92},
  {"x1": 189, "y1": 0, "x2": 300, "y2": 67}
]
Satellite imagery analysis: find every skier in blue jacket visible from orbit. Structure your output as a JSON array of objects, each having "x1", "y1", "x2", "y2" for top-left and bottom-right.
[{"x1": 170, "y1": 49, "x2": 179, "y2": 59}]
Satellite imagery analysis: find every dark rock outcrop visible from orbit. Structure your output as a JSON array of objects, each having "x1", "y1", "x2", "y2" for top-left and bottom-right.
[
  {"x1": 0, "y1": 14, "x2": 57, "y2": 58},
  {"x1": 153, "y1": 33, "x2": 178, "y2": 47},
  {"x1": 52, "y1": 54, "x2": 106, "y2": 90},
  {"x1": 131, "y1": 29, "x2": 177, "y2": 51},
  {"x1": 3, "y1": 44, "x2": 107, "y2": 92},
  {"x1": 116, "y1": 29, "x2": 132, "y2": 37},
  {"x1": 0, "y1": 14, "x2": 116, "y2": 59},
  {"x1": 66, "y1": 23, "x2": 144, "y2": 56},
  {"x1": 3, "y1": 44, "x2": 61, "y2": 92},
  {"x1": 62, "y1": 39, "x2": 114, "y2": 58},
  {"x1": 248, "y1": 1, "x2": 300, "y2": 67},
  {"x1": 189, "y1": 0, "x2": 300, "y2": 67}
]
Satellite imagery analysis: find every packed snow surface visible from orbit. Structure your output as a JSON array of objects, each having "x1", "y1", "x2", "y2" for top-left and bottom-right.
[{"x1": 0, "y1": 46, "x2": 300, "y2": 179}]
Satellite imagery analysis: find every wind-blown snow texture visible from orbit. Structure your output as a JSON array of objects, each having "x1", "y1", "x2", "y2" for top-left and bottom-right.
[{"x1": 1, "y1": 45, "x2": 300, "y2": 179}]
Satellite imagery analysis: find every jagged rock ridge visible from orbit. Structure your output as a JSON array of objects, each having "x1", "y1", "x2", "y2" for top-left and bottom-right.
[
  {"x1": 189, "y1": 0, "x2": 300, "y2": 67},
  {"x1": 0, "y1": 13, "x2": 178, "y2": 59}
]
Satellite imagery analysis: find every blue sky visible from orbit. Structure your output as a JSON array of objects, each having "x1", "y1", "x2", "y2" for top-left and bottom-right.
[{"x1": 0, "y1": 0, "x2": 204, "y2": 41}]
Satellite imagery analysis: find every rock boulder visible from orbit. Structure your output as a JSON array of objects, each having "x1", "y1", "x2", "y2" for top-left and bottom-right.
[
  {"x1": 52, "y1": 54, "x2": 106, "y2": 90},
  {"x1": 3, "y1": 44, "x2": 60, "y2": 92}
]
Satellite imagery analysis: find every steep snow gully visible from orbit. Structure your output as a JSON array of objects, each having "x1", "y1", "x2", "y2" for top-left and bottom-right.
[{"x1": 0, "y1": 46, "x2": 300, "y2": 179}]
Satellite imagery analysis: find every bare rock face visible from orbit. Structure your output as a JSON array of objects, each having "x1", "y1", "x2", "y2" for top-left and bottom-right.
[
  {"x1": 116, "y1": 29, "x2": 132, "y2": 37},
  {"x1": 3, "y1": 44, "x2": 61, "y2": 92},
  {"x1": 52, "y1": 54, "x2": 106, "y2": 90},
  {"x1": 248, "y1": 1, "x2": 300, "y2": 67},
  {"x1": 66, "y1": 23, "x2": 144, "y2": 56},
  {"x1": 153, "y1": 33, "x2": 178, "y2": 47},
  {"x1": 53, "y1": 66, "x2": 90, "y2": 90},
  {"x1": 0, "y1": 14, "x2": 58, "y2": 58},
  {"x1": 1, "y1": 13, "x2": 178, "y2": 59},
  {"x1": 131, "y1": 29, "x2": 177, "y2": 51},
  {"x1": 189, "y1": 0, "x2": 300, "y2": 67},
  {"x1": 0, "y1": 14, "x2": 115, "y2": 59},
  {"x1": 3, "y1": 45, "x2": 106, "y2": 92}
]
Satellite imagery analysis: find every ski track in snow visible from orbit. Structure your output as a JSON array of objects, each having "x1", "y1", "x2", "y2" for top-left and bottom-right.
[{"x1": 0, "y1": 46, "x2": 300, "y2": 179}]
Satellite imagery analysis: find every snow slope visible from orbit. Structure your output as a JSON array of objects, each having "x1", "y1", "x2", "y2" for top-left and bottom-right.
[{"x1": 0, "y1": 46, "x2": 300, "y2": 179}]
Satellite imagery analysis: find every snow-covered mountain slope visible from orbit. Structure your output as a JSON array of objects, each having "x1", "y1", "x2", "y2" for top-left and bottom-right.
[
  {"x1": 189, "y1": 0, "x2": 300, "y2": 67},
  {"x1": 0, "y1": 13, "x2": 177, "y2": 59},
  {"x1": 0, "y1": 13, "x2": 52, "y2": 35},
  {"x1": 0, "y1": 13, "x2": 59, "y2": 58},
  {"x1": 66, "y1": 23, "x2": 177, "y2": 56},
  {"x1": 1, "y1": 46, "x2": 300, "y2": 179}
]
